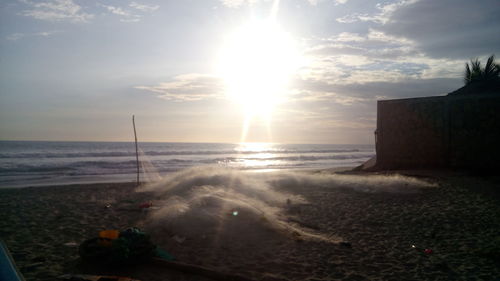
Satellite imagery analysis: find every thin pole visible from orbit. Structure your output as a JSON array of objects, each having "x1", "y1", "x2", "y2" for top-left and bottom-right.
[{"x1": 133, "y1": 115, "x2": 140, "y2": 186}]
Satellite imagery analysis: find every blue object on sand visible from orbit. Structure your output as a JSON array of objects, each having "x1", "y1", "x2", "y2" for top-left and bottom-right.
[
  {"x1": 155, "y1": 248, "x2": 174, "y2": 261},
  {"x1": 0, "y1": 240, "x2": 26, "y2": 281}
]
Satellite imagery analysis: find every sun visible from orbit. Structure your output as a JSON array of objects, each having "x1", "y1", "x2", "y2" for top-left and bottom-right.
[{"x1": 217, "y1": 19, "x2": 301, "y2": 118}]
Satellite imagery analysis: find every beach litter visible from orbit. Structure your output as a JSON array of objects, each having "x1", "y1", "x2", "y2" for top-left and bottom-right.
[
  {"x1": 1, "y1": 239, "x2": 26, "y2": 281},
  {"x1": 64, "y1": 242, "x2": 79, "y2": 247},
  {"x1": 98, "y1": 230, "x2": 120, "y2": 247},
  {"x1": 155, "y1": 248, "x2": 174, "y2": 261},
  {"x1": 412, "y1": 244, "x2": 434, "y2": 255},
  {"x1": 138, "y1": 202, "x2": 152, "y2": 209},
  {"x1": 77, "y1": 227, "x2": 256, "y2": 280},
  {"x1": 79, "y1": 227, "x2": 171, "y2": 265}
]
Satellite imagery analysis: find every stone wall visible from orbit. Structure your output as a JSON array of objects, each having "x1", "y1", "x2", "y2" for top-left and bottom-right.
[{"x1": 376, "y1": 94, "x2": 500, "y2": 171}]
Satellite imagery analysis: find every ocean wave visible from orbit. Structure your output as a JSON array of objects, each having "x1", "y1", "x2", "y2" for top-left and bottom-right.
[
  {"x1": 0, "y1": 142, "x2": 374, "y2": 186},
  {"x1": 0, "y1": 153, "x2": 373, "y2": 176},
  {"x1": 0, "y1": 159, "x2": 193, "y2": 175},
  {"x1": 0, "y1": 149, "x2": 365, "y2": 159},
  {"x1": 211, "y1": 153, "x2": 374, "y2": 163},
  {"x1": 0, "y1": 165, "x2": 76, "y2": 174}
]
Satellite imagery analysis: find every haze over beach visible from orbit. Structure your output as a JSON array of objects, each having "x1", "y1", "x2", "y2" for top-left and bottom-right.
[
  {"x1": 1, "y1": 0, "x2": 498, "y2": 144},
  {"x1": 1, "y1": 1, "x2": 500, "y2": 281}
]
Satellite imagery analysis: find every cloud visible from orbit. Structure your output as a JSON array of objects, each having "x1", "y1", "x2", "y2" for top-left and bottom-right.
[
  {"x1": 219, "y1": 0, "x2": 258, "y2": 8},
  {"x1": 296, "y1": 1, "x2": 476, "y2": 99},
  {"x1": 293, "y1": 77, "x2": 461, "y2": 102},
  {"x1": 135, "y1": 0, "x2": 467, "y2": 113},
  {"x1": 6, "y1": 30, "x2": 61, "y2": 41},
  {"x1": 335, "y1": 0, "x2": 500, "y2": 60},
  {"x1": 129, "y1": 2, "x2": 159, "y2": 12},
  {"x1": 336, "y1": 0, "x2": 418, "y2": 24},
  {"x1": 98, "y1": 4, "x2": 141, "y2": 22},
  {"x1": 101, "y1": 5, "x2": 130, "y2": 16},
  {"x1": 308, "y1": 29, "x2": 417, "y2": 60},
  {"x1": 136, "y1": 74, "x2": 225, "y2": 101},
  {"x1": 219, "y1": 0, "x2": 337, "y2": 8},
  {"x1": 6, "y1": 33, "x2": 25, "y2": 41},
  {"x1": 19, "y1": 0, "x2": 93, "y2": 22},
  {"x1": 300, "y1": 26, "x2": 466, "y2": 91},
  {"x1": 98, "y1": 2, "x2": 159, "y2": 23},
  {"x1": 309, "y1": 0, "x2": 349, "y2": 6},
  {"x1": 379, "y1": 0, "x2": 500, "y2": 59}
]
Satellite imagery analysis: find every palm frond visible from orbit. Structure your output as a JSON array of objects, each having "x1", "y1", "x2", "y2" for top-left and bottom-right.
[
  {"x1": 462, "y1": 55, "x2": 500, "y2": 85},
  {"x1": 471, "y1": 58, "x2": 481, "y2": 73},
  {"x1": 484, "y1": 55, "x2": 496, "y2": 78},
  {"x1": 464, "y1": 63, "x2": 472, "y2": 84}
]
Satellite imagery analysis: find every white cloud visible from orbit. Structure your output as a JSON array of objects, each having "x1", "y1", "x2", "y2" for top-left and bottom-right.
[
  {"x1": 301, "y1": 50, "x2": 462, "y2": 86},
  {"x1": 409, "y1": 57, "x2": 464, "y2": 79},
  {"x1": 6, "y1": 30, "x2": 61, "y2": 41},
  {"x1": 136, "y1": 16, "x2": 462, "y2": 108},
  {"x1": 19, "y1": 0, "x2": 93, "y2": 22},
  {"x1": 379, "y1": 0, "x2": 500, "y2": 59},
  {"x1": 129, "y1": 2, "x2": 159, "y2": 12},
  {"x1": 335, "y1": 0, "x2": 349, "y2": 3},
  {"x1": 321, "y1": 118, "x2": 374, "y2": 129},
  {"x1": 219, "y1": 0, "x2": 334, "y2": 8},
  {"x1": 290, "y1": 23, "x2": 465, "y2": 104},
  {"x1": 6, "y1": 33, "x2": 25, "y2": 41},
  {"x1": 336, "y1": 55, "x2": 373, "y2": 67},
  {"x1": 335, "y1": 32, "x2": 365, "y2": 42},
  {"x1": 366, "y1": 29, "x2": 413, "y2": 45},
  {"x1": 98, "y1": 2, "x2": 158, "y2": 23},
  {"x1": 219, "y1": 0, "x2": 256, "y2": 8},
  {"x1": 100, "y1": 4, "x2": 130, "y2": 16},
  {"x1": 307, "y1": 29, "x2": 418, "y2": 62},
  {"x1": 294, "y1": 0, "x2": 349, "y2": 6},
  {"x1": 120, "y1": 17, "x2": 141, "y2": 23},
  {"x1": 335, "y1": 13, "x2": 360, "y2": 23},
  {"x1": 336, "y1": 0, "x2": 419, "y2": 24},
  {"x1": 136, "y1": 74, "x2": 225, "y2": 101}
]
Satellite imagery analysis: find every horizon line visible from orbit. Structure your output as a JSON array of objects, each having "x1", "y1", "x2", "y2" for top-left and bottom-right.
[{"x1": 0, "y1": 139, "x2": 374, "y2": 146}]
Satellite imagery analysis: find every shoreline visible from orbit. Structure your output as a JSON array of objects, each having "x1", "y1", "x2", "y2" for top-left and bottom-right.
[
  {"x1": 0, "y1": 166, "x2": 358, "y2": 189},
  {"x1": 1, "y1": 170, "x2": 499, "y2": 280}
]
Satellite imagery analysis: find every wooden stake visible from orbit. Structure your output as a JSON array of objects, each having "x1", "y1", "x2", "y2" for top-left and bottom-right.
[{"x1": 132, "y1": 115, "x2": 140, "y2": 186}]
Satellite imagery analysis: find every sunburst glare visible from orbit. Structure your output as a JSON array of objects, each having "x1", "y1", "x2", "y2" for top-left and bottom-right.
[{"x1": 217, "y1": 19, "x2": 302, "y2": 120}]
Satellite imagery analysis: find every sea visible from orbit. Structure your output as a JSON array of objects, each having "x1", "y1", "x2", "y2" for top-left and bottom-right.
[{"x1": 0, "y1": 141, "x2": 374, "y2": 188}]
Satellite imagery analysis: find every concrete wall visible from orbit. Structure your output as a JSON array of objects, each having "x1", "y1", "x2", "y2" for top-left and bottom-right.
[{"x1": 376, "y1": 94, "x2": 500, "y2": 171}]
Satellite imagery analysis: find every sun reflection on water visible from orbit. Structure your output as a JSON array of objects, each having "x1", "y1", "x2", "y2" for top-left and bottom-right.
[
  {"x1": 231, "y1": 142, "x2": 283, "y2": 170},
  {"x1": 235, "y1": 142, "x2": 277, "y2": 152}
]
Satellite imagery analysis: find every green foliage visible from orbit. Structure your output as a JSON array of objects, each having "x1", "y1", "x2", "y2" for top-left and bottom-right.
[{"x1": 464, "y1": 55, "x2": 500, "y2": 85}]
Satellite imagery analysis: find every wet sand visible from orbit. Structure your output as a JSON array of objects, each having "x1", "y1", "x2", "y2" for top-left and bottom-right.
[{"x1": 1, "y1": 172, "x2": 499, "y2": 281}]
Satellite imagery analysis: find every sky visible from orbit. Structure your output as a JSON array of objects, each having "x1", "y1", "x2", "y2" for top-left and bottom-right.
[{"x1": 0, "y1": 0, "x2": 499, "y2": 144}]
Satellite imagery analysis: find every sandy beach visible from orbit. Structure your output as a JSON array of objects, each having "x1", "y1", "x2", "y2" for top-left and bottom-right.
[{"x1": 1, "y1": 169, "x2": 499, "y2": 281}]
